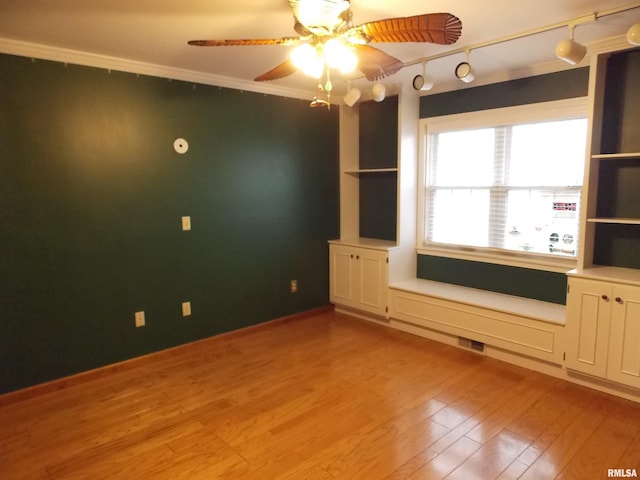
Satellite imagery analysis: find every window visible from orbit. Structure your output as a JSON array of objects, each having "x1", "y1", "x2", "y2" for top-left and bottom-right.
[{"x1": 418, "y1": 98, "x2": 588, "y2": 271}]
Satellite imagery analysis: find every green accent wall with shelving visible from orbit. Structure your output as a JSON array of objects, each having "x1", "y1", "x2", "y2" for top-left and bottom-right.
[
  {"x1": 358, "y1": 96, "x2": 398, "y2": 241},
  {"x1": 0, "y1": 54, "x2": 339, "y2": 394},
  {"x1": 417, "y1": 68, "x2": 590, "y2": 303},
  {"x1": 592, "y1": 47, "x2": 640, "y2": 269},
  {"x1": 601, "y1": 48, "x2": 640, "y2": 154}
]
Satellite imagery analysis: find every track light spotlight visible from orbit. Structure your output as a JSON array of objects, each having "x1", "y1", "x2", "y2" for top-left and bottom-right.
[
  {"x1": 628, "y1": 23, "x2": 640, "y2": 45},
  {"x1": 556, "y1": 24, "x2": 586, "y2": 65},
  {"x1": 413, "y1": 62, "x2": 434, "y2": 91},
  {"x1": 344, "y1": 86, "x2": 361, "y2": 107},
  {"x1": 372, "y1": 83, "x2": 386, "y2": 102},
  {"x1": 455, "y1": 49, "x2": 475, "y2": 83}
]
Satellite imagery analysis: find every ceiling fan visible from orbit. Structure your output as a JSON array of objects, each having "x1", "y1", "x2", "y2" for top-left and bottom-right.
[{"x1": 189, "y1": 0, "x2": 462, "y2": 106}]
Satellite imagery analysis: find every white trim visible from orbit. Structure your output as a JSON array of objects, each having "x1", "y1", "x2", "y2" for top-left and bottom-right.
[
  {"x1": 0, "y1": 37, "x2": 316, "y2": 101},
  {"x1": 422, "y1": 97, "x2": 588, "y2": 130},
  {"x1": 417, "y1": 97, "x2": 588, "y2": 272}
]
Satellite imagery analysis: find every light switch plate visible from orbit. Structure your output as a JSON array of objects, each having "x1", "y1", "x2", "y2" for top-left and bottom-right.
[
  {"x1": 135, "y1": 311, "x2": 145, "y2": 327},
  {"x1": 181, "y1": 216, "x2": 191, "y2": 231},
  {"x1": 182, "y1": 301, "x2": 191, "y2": 317}
]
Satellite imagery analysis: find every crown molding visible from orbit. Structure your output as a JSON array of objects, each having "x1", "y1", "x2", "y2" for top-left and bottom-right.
[
  {"x1": 0, "y1": 37, "x2": 316, "y2": 101},
  {"x1": 588, "y1": 33, "x2": 636, "y2": 54}
]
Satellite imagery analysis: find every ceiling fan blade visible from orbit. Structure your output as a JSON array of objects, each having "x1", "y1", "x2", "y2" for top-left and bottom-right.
[
  {"x1": 355, "y1": 13, "x2": 462, "y2": 45},
  {"x1": 254, "y1": 60, "x2": 298, "y2": 82},
  {"x1": 354, "y1": 44, "x2": 404, "y2": 81},
  {"x1": 188, "y1": 37, "x2": 301, "y2": 47}
]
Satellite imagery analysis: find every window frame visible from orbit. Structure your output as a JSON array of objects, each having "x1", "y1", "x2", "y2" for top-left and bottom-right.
[{"x1": 417, "y1": 97, "x2": 588, "y2": 273}]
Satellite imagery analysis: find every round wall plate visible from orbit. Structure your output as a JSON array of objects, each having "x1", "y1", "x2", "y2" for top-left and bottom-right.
[{"x1": 174, "y1": 138, "x2": 189, "y2": 154}]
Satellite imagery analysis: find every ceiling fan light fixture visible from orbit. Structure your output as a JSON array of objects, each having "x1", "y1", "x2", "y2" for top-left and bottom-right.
[
  {"x1": 324, "y1": 39, "x2": 358, "y2": 74},
  {"x1": 295, "y1": 0, "x2": 351, "y2": 29},
  {"x1": 627, "y1": 23, "x2": 640, "y2": 45},
  {"x1": 291, "y1": 44, "x2": 324, "y2": 78}
]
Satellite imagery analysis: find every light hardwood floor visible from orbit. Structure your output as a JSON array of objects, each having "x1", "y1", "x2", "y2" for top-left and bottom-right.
[{"x1": 2, "y1": 310, "x2": 640, "y2": 480}]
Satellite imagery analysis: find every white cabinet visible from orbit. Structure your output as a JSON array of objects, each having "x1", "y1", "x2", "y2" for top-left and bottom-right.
[
  {"x1": 329, "y1": 242, "x2": 389, "y2": 317},
  {"x1": 566, "y1": 272, "x2": 640, "y2": 389}
]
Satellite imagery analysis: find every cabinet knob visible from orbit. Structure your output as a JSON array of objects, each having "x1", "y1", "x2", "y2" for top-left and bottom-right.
[
  {"x1": 350, "y1": 254, "x2": 354, "y2": 259},
  {"x1": 602, "y1": 295, "x2": 610, "y2": 301},
  {"x1": 356, "y1": 255, "x2": 360, "y2": 260},
  {"x1": 615, "y1": 297, "x2": 624, "y2": 304}
]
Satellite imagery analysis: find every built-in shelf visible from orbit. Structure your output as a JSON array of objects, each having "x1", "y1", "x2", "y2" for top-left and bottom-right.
[
  {"x1": 568, "y1": 266, "x2": 640, "y2": 287},
  {"x1": 329, "y1": 237, "x2": 398, "y2": 250},
  {"x1": 588, "y1": 218, "x2": 640, "y2": 225},
  {"x1": 592, "y1": 152, "x2": 640, "y2": 159},
  {"x1": 344, "y1": 168, "x2": 398, "y2": 174}
]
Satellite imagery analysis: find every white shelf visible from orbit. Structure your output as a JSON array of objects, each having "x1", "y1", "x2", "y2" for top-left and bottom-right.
[
  {"x1": 329, "y1": 237, "x2": 398, "y2": 250},
  {"x1": 592, "y1": 152, "x2": 640, "y2": 159},
  {"x1": 587, "y1": 218, "x2": 640, "y2": 225},
  {"x1": 343, "y1": 168, "x2": 398, "y2": 174},
  {"x1": 568, "y1": 267, "x2": 640, "y2": 287}
]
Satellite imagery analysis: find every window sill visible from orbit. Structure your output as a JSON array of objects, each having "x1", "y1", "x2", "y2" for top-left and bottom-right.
[{"x1": 417, "y1": 245, "x2": 576, "y2": 273}]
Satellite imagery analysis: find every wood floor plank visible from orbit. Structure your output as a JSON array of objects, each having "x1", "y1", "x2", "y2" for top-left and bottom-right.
[
  {"x1": 554, "y1": 398, "x2": 640, "y2": 479},
  {"x1": 518, "y1": 392, "x2": 612, "y2": 479},
  {"x1": 2, "y1": 311, "x2": 640, "y2": 480},
  {"x1": 384, "y1": 448, "x2": 440, "y2": 480},
  {"x1": 406, "y1": 435, "x2": 482, "y2": 480},
  {"x1": 445, "y1": 429, "x2": 532, "y2": 480},
  {"x1": 618, "y1": 428, "x2": 640, "y2": 471},
  {"x1": 325, "y1": 417, "x2": 450, "y2": 480},
  {"x1": 515, "y1": 382, "x2": 597, "y2": 467}
]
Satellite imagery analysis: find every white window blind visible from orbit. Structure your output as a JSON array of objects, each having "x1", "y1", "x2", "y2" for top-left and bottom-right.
[{"x1": 419, "y1": 99, "x2": 588, "y2": 270}]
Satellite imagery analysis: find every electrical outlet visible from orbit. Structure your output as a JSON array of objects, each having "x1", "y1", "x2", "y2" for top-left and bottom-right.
[
  {"x1": 181, "y1": 216, "x2": 191, "y2": 231},
  {"x1": 182, "y1": 301, "x2": 191, "y2": 317},
  {"x1": 135, "y1": 311, "x2": 145, "y2": 328},
  {"x1": 290, "y1": 279, "x2": 298, "y2": 293}
]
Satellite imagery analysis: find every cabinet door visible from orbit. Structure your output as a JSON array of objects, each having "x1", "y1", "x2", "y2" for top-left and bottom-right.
[
  {"x1": 355, "y1": 249, "x2": 388, "y2": 316},
  {"x1": 565, "y1": 278, "x2": 612, "y2": 378},
  {"x1": 606, "y1": 284, "x2": 640, "y2": 388},
  {"x1": 329, "y1": 245, "x2": 355, "y2": 306}
]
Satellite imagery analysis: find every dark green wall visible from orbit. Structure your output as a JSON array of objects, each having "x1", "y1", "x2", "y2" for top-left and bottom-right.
[
  {"x1": 417, "y1": 68, "x2": 590, "y2": 304},
  {"x1": 0, "y1": 54, "x2": 339, "y2": 394},
  {"x1": 601, "y1": 48, "x2": 640, "y2": 154},
  {"x1": 359, "y1": 96, "x2": 398, "y2": 241},
  {"x1": 417, "y1": 256, "x2": 567, "y2": 304},
  {"x1": 420, "y1": 67, "x2": 589, "y2": 118}
]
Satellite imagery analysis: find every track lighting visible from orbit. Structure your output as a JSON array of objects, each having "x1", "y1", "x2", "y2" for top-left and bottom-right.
[
  {"x1": 628, "y1": 23, "x2": 640, "y2": 45},
  {"x1": 556, "y1": 24, "x2": 587, "y2": 65},
  {"x1": 344, "y1": 83, "x2": 361, "y2": 107},
  {"x1": 412, "y1": 62, "x2": 434, "y2": 91},
  {"x1": 455, "y1": 49, "x2": 475, "y2": 83},
  {"x1": 372, "y1": 83, "x2": 386, "y2": 102}
]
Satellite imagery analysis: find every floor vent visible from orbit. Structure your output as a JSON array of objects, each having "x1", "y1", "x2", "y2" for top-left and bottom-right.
[{"x1": 458, "y1": 337, "x2": 485, "y2": 354}]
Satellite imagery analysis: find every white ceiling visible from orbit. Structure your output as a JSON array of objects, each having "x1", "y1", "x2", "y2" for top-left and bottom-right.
[{"x1": 1, "y1": 0, "x2": 639, "y2": 101}]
